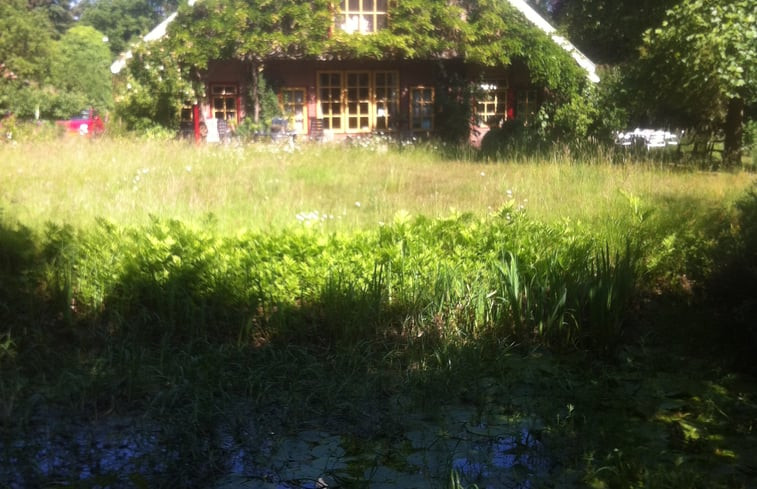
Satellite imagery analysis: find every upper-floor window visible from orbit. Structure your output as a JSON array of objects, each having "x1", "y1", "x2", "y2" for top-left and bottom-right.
[{"x1": 338, "y1": 0, "x2": 388, "y2": 34}]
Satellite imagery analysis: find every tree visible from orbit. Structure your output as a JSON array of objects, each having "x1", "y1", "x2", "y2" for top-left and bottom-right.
[
  {"x1": 542, "y1": 0, "x2": 678, "y2": 64},
  {"x1": 0, "y1": 0, "x2": 55, "y2": 81},
  {"x1": 113, "y1": 42, "x2": 196, "y2": 130},
  {"x1": 78, "y1": 0, "x2": 179, "y2": 56},
  {"x1": 638, "y1": 0, "x2": 756, "y2": 164},
  {"x1": 0, "y1": 0, "x2": 59, "y2": 118},
  {"x1": 28, "y1": 0, "x2": 75, "y2": 37},
  {"x1": 51, "y1": 25, "x2": 114, "y2": 111}
]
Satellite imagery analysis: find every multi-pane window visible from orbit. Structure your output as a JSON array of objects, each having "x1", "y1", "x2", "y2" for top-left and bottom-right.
[
  {"x1": 319, "y1": 72, "x2": 342, "y2": 130},
  {"x1": 516, "y1": 89, "x2": 537, "y2": 122},
  {"x1": 346, "y1": 72, "x2": 371, "y2": 131},
  {"x1": 476, "y1": 81, "x2": 508, "y2": 127},
  {"x1": 211, "y1": 85, "x2": 238, "y2": 121},
  {"x1": 280, "y1": 88, "x2": 307, "y2": 134},
  {"x1": 338, "y1": 0, "x2": 388, "y2": 34},
  {"x1": 374, "y1": 71, "x2": 398, "y2": 131},
  {"x1": 316, "y1": 71, "x2": 399, "y2": 134},
  {"x1": 410, "y1": 87, "x2": 434, "y2": 132}
]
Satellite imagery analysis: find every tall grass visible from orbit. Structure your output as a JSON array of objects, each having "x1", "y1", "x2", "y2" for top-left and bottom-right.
[
  {"x1": 2, "y1": 139, "x2": 756, "y2": 488},
  {"x1": 2, "y1": 139, "x2": 752, "y2": 236}
]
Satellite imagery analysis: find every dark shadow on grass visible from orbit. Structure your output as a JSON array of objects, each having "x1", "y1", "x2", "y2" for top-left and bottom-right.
[{"x1": 2, "y1": 204, "x2": 756, "y2": 488}]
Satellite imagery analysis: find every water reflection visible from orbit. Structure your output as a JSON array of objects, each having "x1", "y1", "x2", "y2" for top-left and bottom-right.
[{"x1": 3, "y1": 406, "x2": 550, "y2": 488}]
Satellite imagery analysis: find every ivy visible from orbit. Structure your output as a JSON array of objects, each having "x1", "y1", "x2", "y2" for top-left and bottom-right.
[{"x1": 167, "y1": 0, "x2": 586, "y2": 102}]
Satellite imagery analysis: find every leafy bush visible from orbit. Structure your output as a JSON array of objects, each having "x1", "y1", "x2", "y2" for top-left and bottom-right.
[
  {"x1": 9, "y1": 210, "x2": 650, "y2": 354},
  {"x1": 113, "y1": 42, "x2": 197, "y2": 131}
]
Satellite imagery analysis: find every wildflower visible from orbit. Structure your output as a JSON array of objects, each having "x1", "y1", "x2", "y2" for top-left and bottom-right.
[
  {"x1": 355, "y1": 201, "x2": 361, "y2": 208},
  {"x1": 480, "y1": 171, "x2": 486, "y2": 177},
  {"x1": 185, "y1": 165, "x2": 192, "y2": 172}
]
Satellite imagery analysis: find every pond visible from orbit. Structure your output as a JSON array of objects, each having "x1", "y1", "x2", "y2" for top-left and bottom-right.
[{"x1": 2, "y1": 402, "x2": 551, "y2": 488}]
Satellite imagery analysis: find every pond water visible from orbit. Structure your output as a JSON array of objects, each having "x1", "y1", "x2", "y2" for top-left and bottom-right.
[{"x1": 2, "y1": 404, "x2": 550, "y2": 488}]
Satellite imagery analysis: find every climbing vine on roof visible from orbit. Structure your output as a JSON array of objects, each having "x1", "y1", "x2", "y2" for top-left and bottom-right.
[{"x1": 166, "y1": 0, "x2": 586, "y2": 99}]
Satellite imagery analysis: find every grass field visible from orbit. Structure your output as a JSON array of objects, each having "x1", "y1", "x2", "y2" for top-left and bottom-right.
[
  {"x1": 1, "y1": 139, "x2": 756, "y2": 488},
  {"x1": 2, "y1": 139, "x2": 751, "y2": 233}
]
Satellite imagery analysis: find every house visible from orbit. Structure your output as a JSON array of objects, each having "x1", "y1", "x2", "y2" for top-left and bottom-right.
[{"x1": 113, "y1": 0, "x2": 598, "y2": 144}]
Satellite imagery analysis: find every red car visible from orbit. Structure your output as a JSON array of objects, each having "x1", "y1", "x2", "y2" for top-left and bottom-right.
[{"x1": 57, "y1": 108, "x2": 105, "y2": 136}]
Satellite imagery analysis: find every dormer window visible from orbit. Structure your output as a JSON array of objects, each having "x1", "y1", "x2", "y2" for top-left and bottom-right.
[{"x1": 338, "y1": 0, "x2": 388, "y2": 34}]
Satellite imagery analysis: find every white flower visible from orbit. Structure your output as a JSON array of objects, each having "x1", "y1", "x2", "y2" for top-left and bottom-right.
[
  {"x1": 355, "y1": 201, "x2": 361, "y2": 208},
  {"x1": 185, "y1": 165, "x2": 192, "y2": 172},
  {"x1": 480, "y1": 171, "x2": 486, "y2": 177}
]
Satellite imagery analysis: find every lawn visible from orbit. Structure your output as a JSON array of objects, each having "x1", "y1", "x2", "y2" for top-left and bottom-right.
[{"x1": 1, "y1": 139, "x2": 755, "y2": 488}]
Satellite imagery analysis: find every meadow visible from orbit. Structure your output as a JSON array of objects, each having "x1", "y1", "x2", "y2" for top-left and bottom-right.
[{"x1": 1, "y1": 138, "x2": 756, "y2": 488}]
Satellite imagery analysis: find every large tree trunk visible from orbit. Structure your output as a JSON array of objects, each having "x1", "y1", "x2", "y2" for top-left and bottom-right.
[{"x1": 723, "y1": 97, "x2": 744, "y2": 166}]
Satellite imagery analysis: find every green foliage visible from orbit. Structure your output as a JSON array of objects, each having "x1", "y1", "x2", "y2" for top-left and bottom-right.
[
  {"x1": 168, "y1": 0, "x2": 586, "y2": 101},
  {"x1": 78, "y1": 0, "x2": 178, "y2": 56},
  {"x1": 638, "y1": 0, "x2": 756, "y2": 163},
  {"x1": 169, "y1": 0, "x2": 333, "y2": 67},
  {"x1": 549, "y1": 0, "x2": 678, "y2": 64},
  {"x1": 29, "y1": 0, "x2": 75, "y2": 36},
  {"x1": 0, "y1": 1, "x2": 111, "y2": 119},
  {"x1": 3, "y1": 158, "x2": 756, "y2": 488},
  {"x1": 50, "y1": 25, "x2": 114, "y2": 111},
  {"x1": 5, "y1": 210, "x2": 649, "y2": 353},
  {"x1": 0, "y1": 0, "x2": 55, "y2": 82},
  {"x1": 433, "y1": 67, "x2": 474, "y2": 144},
  {"x1": 114, "y1": 42, "x2": 197, "y2": 131},
  {"x1": 0, "y1": 81, "x2": 88, "y2": 121}
]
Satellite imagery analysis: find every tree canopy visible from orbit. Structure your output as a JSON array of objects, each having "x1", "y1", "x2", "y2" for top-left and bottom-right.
[
  {"x1": 51, "y1": 25, "x2": 113, "y2": 111},
  {"x1": 0, "y1": 0, "x2": 55, "y2": 81},
  {"x1": 545, "y1": 0, "x2": 678, "y2": 64},
  {"x1": 77, "y1": 0, "x2": 180, "y2": 56},
  {"x1": 638, "y1": 0, "x2": 756, "y2": 163}
]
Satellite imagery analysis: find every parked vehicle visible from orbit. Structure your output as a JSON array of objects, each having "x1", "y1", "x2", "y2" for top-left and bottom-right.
[
  {"x1": 57, "y1": 108, "x2": 105, "y2": 136},
  {"x1": 614, "y1": 128, "x2": 680, "y2": 150}
]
